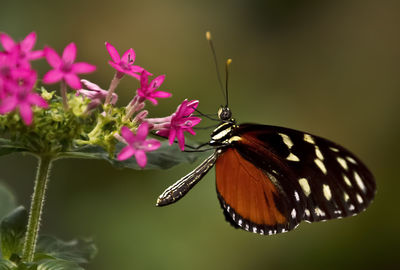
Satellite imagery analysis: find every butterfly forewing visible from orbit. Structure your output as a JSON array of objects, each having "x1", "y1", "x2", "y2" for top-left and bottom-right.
[{"x1": 215, "y1": 123, "x2": 375, "y2": 233}]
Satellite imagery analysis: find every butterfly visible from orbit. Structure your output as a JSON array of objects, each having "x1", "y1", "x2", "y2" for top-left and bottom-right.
[{"x1": 155, "y1": 34, "x2": 376, "y2": 235}]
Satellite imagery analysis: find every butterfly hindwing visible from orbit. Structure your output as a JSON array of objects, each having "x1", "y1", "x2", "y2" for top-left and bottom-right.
[{"x1": 215, "y1": 123, "x2": 376, "y2": 234}]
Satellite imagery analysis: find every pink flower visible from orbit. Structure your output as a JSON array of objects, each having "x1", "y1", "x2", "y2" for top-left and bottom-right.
[
  {"x1": 0, "y1": 53, "x2": 17, "y2": 98},
  {"x1": 0, "y1": 69, "x2": 48, "y2": 125},
  {"x1": 117, "y1": 122, "x2": 161, "y2": 168},
  {"x1": 105, "y1": 42, "x2": 144, "y2": 79},
  {"x1": 43, "y1": 43, "x2": 96, "y2": 89},
  {"x1": 0, "y1": 32, "x2": 43, "y2": 68},
  {"x1": 76, "y1": 79, "x2": 118, "y2": 110},
  {"x1": 137, "y1": 70, "x2": 172, "y2": 105},
  {"x1": 155, "y1": 99, "x2": 201, "y2": 151}
]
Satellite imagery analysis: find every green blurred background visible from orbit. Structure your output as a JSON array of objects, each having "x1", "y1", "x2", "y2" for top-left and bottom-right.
[{"x1": 1, "y1": 0, "x2": 399, "y2": 269}]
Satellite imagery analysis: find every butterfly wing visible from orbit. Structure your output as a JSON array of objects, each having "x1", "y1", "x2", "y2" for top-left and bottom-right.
[{"x1": 215, "y1": 123, "x2": 376, "y2": 234}]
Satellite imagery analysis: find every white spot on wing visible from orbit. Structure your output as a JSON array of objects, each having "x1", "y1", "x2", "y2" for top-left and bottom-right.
[
  {"x1": 298, "y1": 178, "x2": 311, "y2": 196},
  {"x1": 304, "y1": 134, "x2": 315, "y2": 144},
  {"x1": 279, "y1": 133, "x2": 293, "y2": 149},
  {"x1": 344, "y1": 192, "x2": 350, "y2": 202},
  {"x1": 346, "y1": 156, "x2": 357, "y2": 164},
  {"x1": 354, "y1": 171, "x2": 367, "y2": 193},
  {"x1": 356, "y1": 194, "x2": 364, "y2": 204},
  {"x1": 314, "y1": 158, "x2": 327, "y2": 174},
  {"x1": 337, "y1": 157, "x2": 348, "y2": 170},
  {"x1": 323, "y1": 184, "x2": 332, "y2": 201},
  {"x1": 305, "y1": 209, "x2": 311, "y2": 217},
  {"x1": 253, "y1": 227, "x2": 258, "y2": 233},
  {"x1": 287, "y1": 153, "x2": 300, "y2": 162},
  {"x1": 315, "y1": 207, "x2": 325, "y2": 217},
  {"x1": 315, "y1": 146, "x2": 324, "y2": 160},
  {"x1": 291, "y1": 208, "x2": 296, "y2": 218},
  {"x1": 349, "y1": 204, "x2": 355, "y2": 211},
  {"x1": 343, "y1": 174, "x2": 352, "y2": 187},
  {"x1": 330, "y1": 147, "x2": 339, "y2": 152},
  {"x1": 294, "y1": 191, "x2": 300, "y2": 202}
]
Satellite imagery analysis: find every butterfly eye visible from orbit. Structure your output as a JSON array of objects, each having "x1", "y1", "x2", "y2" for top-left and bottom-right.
[{"x1": 218, "y1": 106, "x2": 232, "y2": 121}]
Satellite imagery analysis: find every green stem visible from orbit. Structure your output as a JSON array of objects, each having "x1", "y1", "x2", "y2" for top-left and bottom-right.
[
  {"x1": 22, "y1": 155, "x2": 53, "y2": 262},
  {"x1": 60, "y1": 81, "x2": 69, "y2": 110}
]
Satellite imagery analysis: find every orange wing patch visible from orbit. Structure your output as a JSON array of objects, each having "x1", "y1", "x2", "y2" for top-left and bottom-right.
[{"x1": 216, "y1": 148, "x2": 287, "y2": 226}]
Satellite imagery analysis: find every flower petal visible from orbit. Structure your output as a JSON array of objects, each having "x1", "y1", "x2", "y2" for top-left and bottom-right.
[
  {"x1": 147, "y1": 97, "x2": 158, "y2": 105},
  {"x1": 121, "y1": 126, "x2": 135, "y2": 144},
  {"x1": 136, "y1": 122, "x2": 149, "y2": 141},
  {"x1": 44, "y1": 46, "x2": 62, "y2": 68},
  {"x1": 176, "y1": 129, "x2": 185, "y2": 151},
  {"x1": 19, "y1": 102, "x2": 33, "y2": 125},
  {"x1": 150, "y1": 75, "x2": 165, "y2": 90},
  {"x1": 121, "y1": 48, "x2": 136, "y2": 64},
  {"x1": 0, "y1": 33, "x2": 15, "y2": 52},
  {"x1": 81, "y1": 79, "x2": 102, "y2": 91},
  {"x1": 168, "y1": 128, "x2": 176, "y2": 145},
  {"x1": 64, "y1": 73, "x2": 82, "y2": 89},
  {"x1": 62, "y1": 42, "x2": 77, "y2": 63},
  {"x1": 105, "y1": 42, "x2": 120, "y2": 63},
  {"x1": 42, "y1": 70, "x2": 64, "y2": 84},
  {"x1": 0, "y1": 96, "x2": 17, "y2": 113},
  {"x1": 152, "y1": 91, "x2": 172, "y2": 98},
  {"x1": 27, "y1": 93, "x2": 48, "y2": 108},
  {"x1": 135, "y1": 150, "x2": 147, "y2": 168},
  {"x1": 21, "y1": 32, "x2": 36, "y2": 52},
  {"x1": 71, "y1": 62, "x2": 96, "y2": 74},
  {"x1": 143, "y1": 139, "x2": 161, "y2": 151},
  {"x1": 130, "y1": 65, "x2": 144, "y2": 73},
  {"x1": 28, "y1": 50, "x2": 44, "y2": 60},
  {"x1": 117, "y1": 146, "x2": 135, "y2": 161},
  {"x1": 108, "y1": 61, "x2": 125, "y2": 73}
]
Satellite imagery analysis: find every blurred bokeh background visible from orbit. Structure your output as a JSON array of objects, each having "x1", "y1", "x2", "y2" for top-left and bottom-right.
[{"x1": 1, "y1": 0, "x2": 399, "y2": 269}]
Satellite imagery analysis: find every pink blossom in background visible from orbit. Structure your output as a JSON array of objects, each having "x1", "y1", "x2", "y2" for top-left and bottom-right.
[
  {"x1": 105, "y1": 42, "x2": 145, "y2": 79},
  {"x1": 0, "y1": 69, "x2": 48, "y2": 125},
  {"x1": 0, "y1": 32, "x2": 43, "y2": 68},
  {"x1": 43, "y1": 43, "x2": 96, "y2": 89},
  {"x1": 117, "y1": 122, "x2": 161, "y2": 168},
  {"x1": 155, "y1": 99, "x2": 201, "y2": 151},
  {"x1": 137, "y1": 70, "x2": 172, "y2": 105},
  {"x1": 76, "y1": 79, "x2": 118, "y2": 110}
]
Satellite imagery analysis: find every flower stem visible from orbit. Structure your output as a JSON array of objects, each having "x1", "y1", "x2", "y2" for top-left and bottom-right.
[
  {"x1": 60, "y1": 81, "x2": 69, "y2": 110},
  {"x1": 22, "y1": 155, "x2": 53, "y2": 262}
]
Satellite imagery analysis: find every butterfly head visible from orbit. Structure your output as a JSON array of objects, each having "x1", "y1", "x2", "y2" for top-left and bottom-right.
[{"x1": 218, "y1": 106, "x2": 233, "y2": 122}]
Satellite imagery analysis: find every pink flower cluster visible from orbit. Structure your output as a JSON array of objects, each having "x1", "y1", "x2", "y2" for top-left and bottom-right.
[
  {"x1": 0, "y1": 32, "x2": 97, "y2": 124},
  {"x1": 0, "y1": 32, "x2": 48, "y2": 125},
  {"x1": 0, "y1": 31, "x2": 202, "y2": 168},
  {"x1": 99, "y1": 43, "x2": 201, "y2": 167}
]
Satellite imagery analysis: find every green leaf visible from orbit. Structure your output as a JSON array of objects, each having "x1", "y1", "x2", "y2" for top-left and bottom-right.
[
  {"x1": 0, "y1": 207, "x2": 28, "y2": 260},
  {"x1": 36, "y1": 236, "x2": 97, "y2": 265},
  {"x1": 0, "y1": 139, "x2": 27, "y2": 157},
  {"x1": 0, "y1": 183, "x2": 17, "y2": 222},
  {"x1": 61, "y1": 141, "x2": 208, "y2": 170},
  {"x1": 0, "y1": 259, "x2": 17, "y2": 270},
  {"x1": 35, "y1": 259, "x2": 84, "y2": 270}
]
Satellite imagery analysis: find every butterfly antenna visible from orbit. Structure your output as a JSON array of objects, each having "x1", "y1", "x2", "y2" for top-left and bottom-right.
[
  {"x1": 206, "y1": 31, "x2": 225, "y2": 101},
  {"x1": 225, "y1": 58, "x2": 232, "y2": 107}
]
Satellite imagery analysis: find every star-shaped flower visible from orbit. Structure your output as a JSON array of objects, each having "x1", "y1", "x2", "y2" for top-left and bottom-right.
[
  {"x1": 43, "y1": 43, "x2": 96, "y2": 89},
  {"x1": 0, "y1": 69, "x2": 48, "y2": 125},
  {"x1": 137, "y1": 70, "x2": 172, "y2": 105},
  {"x1": 0, "y1": 32, "x2": 43, "y2": 68},
  {"x1": 106, "y1": 42, "x2": 144, "y2": 79},
  {"x1": 117, "y1": 122, "x2": 161, "y2": 168},
  {"x1": 156, "y1": 99, "x2": 201, "y2": 150}
]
